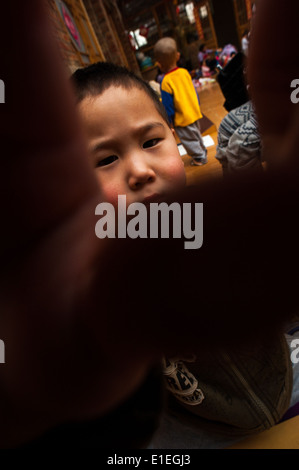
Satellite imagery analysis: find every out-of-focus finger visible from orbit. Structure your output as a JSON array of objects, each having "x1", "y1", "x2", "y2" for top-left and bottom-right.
[
  {"x1": 249, "y1": 0, "x2": 299, "y2": 136},
  {"x1": 0, "y1": 1, "x2": 99, "y2": 254}
]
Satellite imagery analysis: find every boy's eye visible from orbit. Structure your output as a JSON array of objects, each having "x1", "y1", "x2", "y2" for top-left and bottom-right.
[
  {"x1": 96, "y1": 155, "x2": 118, "y2": 167},
  {"x1": 143, "y1": 138, "x2": 161, "y2": 149}
]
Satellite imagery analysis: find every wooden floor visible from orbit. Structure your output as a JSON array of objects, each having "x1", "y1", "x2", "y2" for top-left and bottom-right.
[
  {"x1": 180, "y1": 81, "x2": 228, "y2": 186},
  {"x1": 227, "y1": 415, "x2": 299, "y2": 449}
]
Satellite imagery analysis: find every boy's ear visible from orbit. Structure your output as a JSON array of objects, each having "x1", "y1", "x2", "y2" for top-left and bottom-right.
[
  {"x1": 176, "y1": 52, "x2": 181, "y2": 62},
  {"x1": 156, "y1": 61, "x2": 162, "y2": 70},
  {"x1": 171, "y1": 128, "x2": 178, "y2": 141}
]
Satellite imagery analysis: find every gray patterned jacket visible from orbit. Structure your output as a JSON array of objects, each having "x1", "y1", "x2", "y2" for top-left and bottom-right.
[{"x1": 216, "y1": 101, "x2": 263, "y2": 175}]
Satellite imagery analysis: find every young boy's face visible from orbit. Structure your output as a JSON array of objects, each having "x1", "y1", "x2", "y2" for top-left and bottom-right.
[{"x1": 78, "y1": 86, "x2": 186, "y2": 206}]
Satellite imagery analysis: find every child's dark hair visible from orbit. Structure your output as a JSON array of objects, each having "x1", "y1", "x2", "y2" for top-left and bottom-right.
[{"x1": 71, "y1": 61, "x2": 170, "y2": 127}]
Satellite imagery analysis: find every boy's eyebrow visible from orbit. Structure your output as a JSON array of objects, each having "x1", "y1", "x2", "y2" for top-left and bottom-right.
[{"x1": 90, "y1": 122, "x2": 165, "y2": 153}]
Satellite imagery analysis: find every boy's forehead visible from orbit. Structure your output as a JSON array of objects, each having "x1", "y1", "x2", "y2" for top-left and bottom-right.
[
  {"x1": 78, "y1": 86, "x2": 169, "y2": 143},
  {"x1": 79, "y1": 86, "x2": 162, "y2": 121}
]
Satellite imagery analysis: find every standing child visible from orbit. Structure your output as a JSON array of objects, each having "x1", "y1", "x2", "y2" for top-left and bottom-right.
[{"x1": 154, "y1": 37, "x2": 208, "y2": 166}]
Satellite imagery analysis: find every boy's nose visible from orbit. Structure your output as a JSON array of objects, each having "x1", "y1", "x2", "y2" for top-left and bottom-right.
[{"x1": 127, "y1": 156, "x2": 156, "y2": 190}]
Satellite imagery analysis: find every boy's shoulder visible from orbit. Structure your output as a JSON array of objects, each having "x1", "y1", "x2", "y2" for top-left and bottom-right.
[
  {"x1": 166, "y1": 67, "x2": 189, "y2": 75},
  {"x1": 162, "y1": 67, "x2": 191, "y2": 83}
]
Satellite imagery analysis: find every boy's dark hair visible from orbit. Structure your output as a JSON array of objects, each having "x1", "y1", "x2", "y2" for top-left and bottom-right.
[{"x1": 71, "y1": 61, "x2": 170, "y2": 127}]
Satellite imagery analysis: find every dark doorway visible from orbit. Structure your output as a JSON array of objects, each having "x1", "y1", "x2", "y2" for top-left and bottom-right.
[{"x1": 210, "y1": 0, "x2": 240, "y2": 49}]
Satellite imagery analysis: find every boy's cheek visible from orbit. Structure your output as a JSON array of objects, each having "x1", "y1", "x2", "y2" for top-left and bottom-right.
[
  {"x1": 163, "y1": 155, "x2": 186, "y2": 187},
  {"x1": 96, "y1": 178, "x2": 124, "y2": 207}
]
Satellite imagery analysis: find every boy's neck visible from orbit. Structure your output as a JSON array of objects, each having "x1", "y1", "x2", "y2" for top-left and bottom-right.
[{"x1": 164, "y1": 63, "x2": 178, "y2": 74}]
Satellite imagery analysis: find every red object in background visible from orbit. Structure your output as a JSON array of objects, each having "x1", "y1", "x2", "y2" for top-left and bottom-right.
[
  {"x1": 173, "y1": 0, "x2": 179, "y2": 15},
  {"x1": 128, "y1": 33, "x2": 136, "y2": 50},
  {"x1": 139, "y1": 25, "x2": 149, "y2": 38},
  {"x1": 62, "y1": 7, "x2": 79, "y2": 42},
  {"x1": 58, "y1": 1, "x2": 82, "y2": 50}
]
